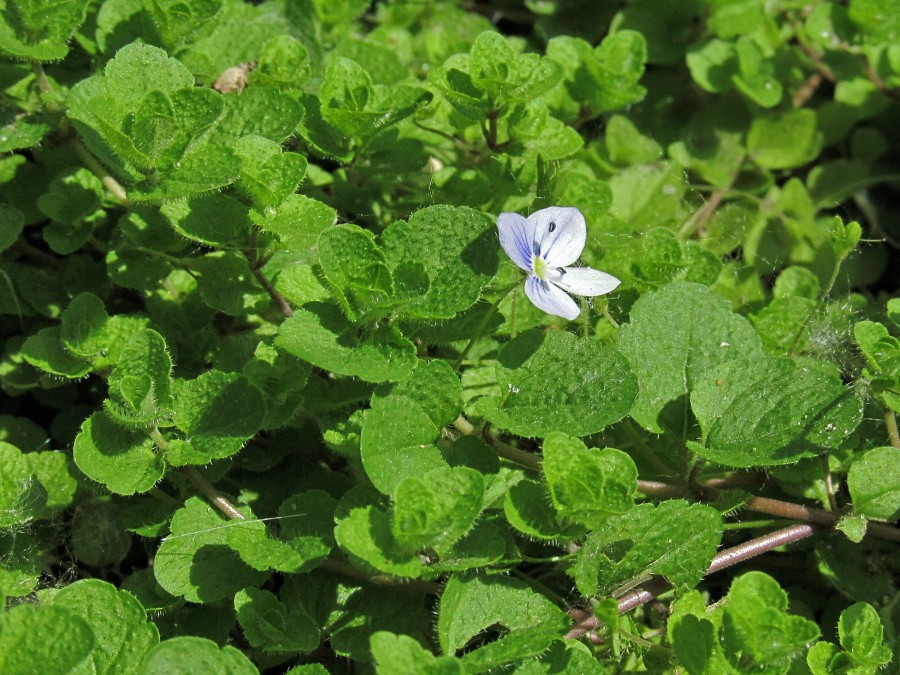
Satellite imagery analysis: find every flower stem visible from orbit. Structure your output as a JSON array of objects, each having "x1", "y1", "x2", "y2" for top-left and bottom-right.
[{"x1": 453, "y1": 280, "x2": 519, "y2": 370}]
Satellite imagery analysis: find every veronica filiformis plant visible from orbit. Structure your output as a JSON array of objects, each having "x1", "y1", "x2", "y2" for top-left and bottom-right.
[{"x1": 497, "y1": 207, "x2": 620, "y2": 320}]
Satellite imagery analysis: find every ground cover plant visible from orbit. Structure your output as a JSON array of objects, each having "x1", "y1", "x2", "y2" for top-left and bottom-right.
[{"x1": 1, "y1": 0, "x2": 899, "y2": 672}]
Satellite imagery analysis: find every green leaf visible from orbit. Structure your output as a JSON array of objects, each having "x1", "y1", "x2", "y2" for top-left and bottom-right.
[
  {"x1": 372, "y1": 359, "x2": 462, "y2": 428},
  {"x1": 251, "y1": 194, "x2": 335, "y2": 251},
  {"x1": 21, "y1": 327, "x2": 93, "y2": 378},
  {"x1": 145, "y1": 0, "x2": 222, "y2": 51},
  {"x1": 722, "y1": 572, "x2": 820, "y2": 671},
  {"x1": 138, "y1": 637, "x2": 258, "y2": 675},
  {"x1": 72, "y1": 412, "x2": 164, "y2": 495},
  {"x1": 276, "y1": 302, "x2": 417, "y2": 383},
  {"x1": 60, "y1": 292, "x2": 110, "y2": 359},
  {"x1": 847, "y1": 446, "x2": 900, "y2": 520},
  {"x1": 617, "y1": 281, "x2": 764, "y2": 436},
  {"x1": 154, "y1": 496, "x2": 268, "y2": 602},
  {"x1": 542, "y1": 433, "x2": 637, "y2": 527},
  {"x1": 380, "y1": 205, "x2": 499, "y2": 319},
  {"x1": 243, "y1": 342, "x2": 310, "y2": 429},
  {"x1": 49, "y1": 579, "x2": 159, "y2": 673},
  {"x1": 0, "y1": 604, "x2": 94, "y2": 674},
  {"x1": 106, "y1": 328, "x2": 174, "y2": 426},
  {"x1": 318, "y1": 224, "x2": 394, "y2": 319},
  {"x1": 0, "y1": 530, "x2": 40, "y2": 599},
  {"x1": 691, "y1": 358, "x2": 863, "y2": 467},
  {"x1": 437, "y1": 574, "x2": 570, "y2": 671},
  {"x1": 276, "y1": 490, "x2": 338, "y2": 572},
  {"x1": 572, "y1": 500, "x2": 722, "y2": 597},
  {"x1": 160, "y1": 193, "x2": 250, "y2": 247},
  {"x1": 234, "y1": 135, "x2": 307, "y2": 210},
  {"x1": 0, "y1": 442, "x2": 47, "y2": 527},
  {"x1": 234, "y1": 587, "x2": 320, "y2": 653},
  {"x1": 0, "y1": 202, "x2": 24, "y2": 252},
  {"x1": 748, "y1": 109, "x2": 823, "y2": 170},
  {"x1": 210, "y1": 87, "x2": 304, "y2": 145},
  {"x1": 192, "y1": 252, "x2": 269, "y2": 316},
  {"x1": 360, "y1": 394, "x2": 448, "y2": 495},
  {"x1": 170, "y1": 370, "x2": 266, "y2": 464},
  {"x1": 251, "y1": 35, "x2": 311, "y2": 90},
  {"x1": 23, "y1": 451, "x2": 78, "y2": 519},
  {"x1": 838, "y1": 602, "x2": 893, "y2": 668},
  {"x1": 504, "y1": 478, "x2": 585, "y2": 541},
  {"x1": 475, "y1": 329, "x2": 636, "y2": 438},
  {"x1": 334, "y1": 505, "x2": 423, "y2": 578},
  {"x1": 547, "y1": 31, "x2": 647, "y2": 116},
  {"x1": 0, "y1": 0, "x2": 91, "y2": 61},
  {"x1": 470, "y1": 31, "x2": 561, "y2": 105},
  {"x1": 371, "y1": 632, "x2": 464, "y2": 675},
  {"x1": 392, "y1": 466, "x2": 484, "y2": 550}
]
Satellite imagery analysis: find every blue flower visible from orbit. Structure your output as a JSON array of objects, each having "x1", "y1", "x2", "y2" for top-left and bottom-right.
[{"x1": 497, "y1": 207, "x2": 620, "y2": 320}]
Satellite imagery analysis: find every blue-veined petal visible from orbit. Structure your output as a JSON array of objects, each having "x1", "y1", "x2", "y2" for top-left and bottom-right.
[
  {"x1": 528, "y1": 206, "x2": 585, "y2": 267},
  {"x1": 497, "y1": 212, "x2": 536, "y2": 273},
  {"x1": 525, "y1": 275, "x2": 580, "y2": 320},
  {"x1": 547, "y1": 266, "x2": 620, "y2": 297}
]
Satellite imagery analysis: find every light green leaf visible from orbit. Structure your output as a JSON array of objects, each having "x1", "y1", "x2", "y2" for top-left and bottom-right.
[
  {"x1": 0, "y1": 604, "x2": 94, "y2": 674},
  {"x1": 171, "y1": 371, "x2": 266, "y2": 464},
  {"x1": 617, "y1": 281, "x2": 764, "y2": 436},
  {"x1": 542, "y1": 433, "x2": 637, "y2": 527},
  {"x1": 748, "y1": 109, "x2": 822, "y2": 170},
  {"x1": 251, "y1": 194, "x2": 335, "y2": 251},
  {"x1": 0, "y1": 0, "x2": 91, "y2": 61},
  {"x1": 234, "y1": 588, "x2": 320, "y2": 653},
  {"x1": 60, "y1": 292, "x2": 109, "y2": 359},
  {"x1": 276, "y1": 302, "x2": 417, "y2": 383},
  {"x1": 691, "y1": 358, "x2": 863, "y2": 467},
  {"x1": 392, "y1": 467, "x2": 484, "y2": 550},
  {"x1": 138, "y1": 637, "x2": 258, "y2": 675},
  {"x1": 371, "y1": 632, "x2": 464, "y2": 675},
  {"x1": 21, "y1": 327, "x2": 93, "y2": 378},
  {"x1": 847, "y1": 446, "x2": 900, "y2": 520},
  {"x1": 360, "y1": 395, "x2": 447, "y2": 495},
  {"x1": 334, "y1": 505, "x2": 423, "y2": 578},
  {"x1": 572, "y1": 500, "x2": 722, "y2": 597},
  {"x1": 722, "y1": 572, "x2": 820, "y2": 671},
  {"x1": 437, "y1": 574, "x2": 570, "y2": 671},
  {"x1": 476, "y1": 329, "x2": 636, "y2": 438},
  {"x1": 49, "y1": 579, "x2": 159, "y2": 673},
  {"x1": 380, "y1": 205, "x2": 499, "y2": 319},
  {"x1": 838, "y1": 602, "x2": 893, "y2": 667},
  {"x1": 72, "y1": 412, "x2": 164, "y2": 495},
  {"x1": 154, "y1": 497, "x2": 268, "y2": 603},
  {"x1": 0, "y1": 442, "x2": 47, "y2": 527}
]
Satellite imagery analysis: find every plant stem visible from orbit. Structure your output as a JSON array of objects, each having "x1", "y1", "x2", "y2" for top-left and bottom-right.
[
  {"x1": 453, "y1": 280, "x2": 519, "y2": 370},
  {"x1": 609, "y1": 524, "x2": 817, "y2": 617},
  {"x1": 71, "y1": 139, "x2": 131, "y2": 206},
  {"x1": 31, "y1": 62, "x2": 53, "y2": 94},
  {"x1": 181, "y1": 467, "x2": 248, "y2": 520},
  {"x1": 885, "y1": 407, "x2": 900, "y2": 449},
  {"x1": 251, "y1": 257, "x2": 293, "y2": 318},
  {"x1": 820, "y1": 454, "x2": 839, "y2": 512}
]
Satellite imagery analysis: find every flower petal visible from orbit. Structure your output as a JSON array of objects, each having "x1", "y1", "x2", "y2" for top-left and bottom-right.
[
  {"x1": 497, "y1": 212, "x2": 535, "y2": 273},
  {"x1": 527, "y1": 207, "x2": 586, "y2": 267},
  {"x1": 547, "y1": 266, "x2": 621, "y2": 297},
  {"x1": 524, "y1": 275, "x2": 580, "y2": 320}
]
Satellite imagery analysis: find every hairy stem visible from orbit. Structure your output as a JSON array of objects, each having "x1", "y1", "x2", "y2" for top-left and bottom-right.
[
  {"x1": 71, "y1": 139, "x2": 131, "y2": 206},
  {"x1": 567, "y1": 523, "x2": 818, "y2": 633},
  {"x1": 885, "y1": 407, "x2": 900, "y2": 449},
  {"x1": 182, "y1": 467, "x2": 248, "y2": 520}
]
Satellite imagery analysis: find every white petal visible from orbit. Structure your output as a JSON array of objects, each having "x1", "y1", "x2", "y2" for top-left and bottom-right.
[
  {"x1": 527, "y1": 206, "x2": 586, "y2": 267},
  {"x1": 524, "y1": 275, "x2": 580, "y2": 320},
  {"x1": 547, "y1": 266, "x2": 621, "y2": 297},
  {"x1": 497, "y1": 212, "x2": 536, "y2": 273}
]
